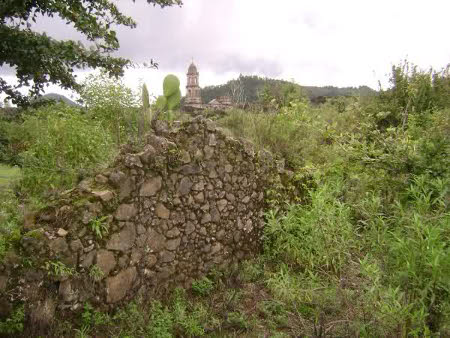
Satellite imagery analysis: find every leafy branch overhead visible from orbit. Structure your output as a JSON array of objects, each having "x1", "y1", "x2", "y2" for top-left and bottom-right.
[{"x1": 0, "y1": 0, "x2": 183, "y2": 106}]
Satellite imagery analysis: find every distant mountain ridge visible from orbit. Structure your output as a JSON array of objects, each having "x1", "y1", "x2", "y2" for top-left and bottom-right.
[
  {"x1": 201, "y1": 75, "x2": 376, "y2": 104},
  {"x1": 33, "y1": 93, "x2": 80, "y2": 107}
]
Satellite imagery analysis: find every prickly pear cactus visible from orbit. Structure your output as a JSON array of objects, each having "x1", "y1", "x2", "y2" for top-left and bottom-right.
[
  {"x1": 155, "y1": 95, "x2": 167, "y2": 111},
  {"x1": 167, "y1": 89, "x2": 181, "y2": 110},
  {"x1": 163, "y1": 74, "x2": 180, "y2": 97},
  {"x1": 152, "y1": 75, "x2": 181, "y2": 114}
]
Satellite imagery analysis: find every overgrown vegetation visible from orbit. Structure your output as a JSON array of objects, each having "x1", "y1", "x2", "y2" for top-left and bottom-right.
[
  {"x1": 0, "y1": 61, "x2": 449, "y2": 336},
  {"x1": 217, "y1": 61, "x2": 450, "y2": 336}
]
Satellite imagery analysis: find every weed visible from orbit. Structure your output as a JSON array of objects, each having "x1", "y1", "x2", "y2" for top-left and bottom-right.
[
  {"x1": 88, "y1": 264, "x2": 104, "y2": 281},
  {"x1": 147, "y1": 301, "x2": 174, "y2": 338},
  {"x1": 171, "y1": 288, "x2": 206, "y2": 336},
  {"x1": 226, "y1": 311, "x2": 251, "y2": 330},
  {"x1": 74, "y1": 325, "x2": 90, "y2": 338},
  {"x1": 81, "y1": 302, "x2": 111, "y2": 331},
  {"x1": 44, "y1": 260, "x2": 76, "y2": 278},
  {"x1": 88, "y1": 216, "x2": 109, "y2": 239},
  {"x1": 113, "y1": 301, "x2": 148, "y2": 336},
  {"x1": 239, "y1": 259, "x2": 264, "y2": 282},
  {"x1": 191, "y1": 277, "x2": 214, "y2": 296}
]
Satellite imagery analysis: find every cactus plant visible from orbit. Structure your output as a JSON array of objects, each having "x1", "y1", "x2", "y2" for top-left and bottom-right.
[
  {"x1": 154, "y1": 74, "x2": 181, "y2": 112},
  {"x1": 142, "y1": 83, "x2": 150, "y2": 110},
  {"x1": 163, "y1": 74, "x2": 180, "y2": 97},
  {"x1": 155, "y1": 95, "x2": 167, "y2": 111},
  {"x1": 167, "y1": 88, "x2": 181, "y2": 110}
]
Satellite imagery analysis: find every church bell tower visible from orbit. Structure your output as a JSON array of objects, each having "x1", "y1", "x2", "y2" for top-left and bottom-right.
[{"x1": 185, "y1": 61, "x2": 202, "y2": 105}]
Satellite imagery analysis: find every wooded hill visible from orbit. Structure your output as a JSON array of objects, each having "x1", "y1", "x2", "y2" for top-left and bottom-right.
[{"x1": 201, "y1": 75, "x2": 376, "y2": 103}]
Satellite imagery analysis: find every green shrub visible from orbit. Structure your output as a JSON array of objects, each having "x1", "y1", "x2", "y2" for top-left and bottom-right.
[
  {"x1": 218, "y1": 106, "x2": 337, "y2": 170},
  {"x1": 0, "y1": 119, "x2": 30, "y2": 166},
  {"x1": 0, "y1": 304, "x2": 24, "y2": 335},
  {"x1": 0, "y1": 189, "x2": 22, "y2": 261},
  {"x1": 81, "y1": 71, "x2": 140, "y2": 144},
  {"x1": 147, "y1": 301, "x2": 174, "y2": 338},
  {"x1": 264, "y1": 174, "x2": 356, "y2": 276},
  {"x1": 366, "y1": 61, "x2": 449, "y2": 129},
  {"x1": 18, "y1": 103, "x2": 114, "y2": 197},
  {"x1": 383, "y1": 176, "x2": 449, "y2": 333},
  {"x1": 81, "y1": 302, "x2": 111, "y2": 328}
]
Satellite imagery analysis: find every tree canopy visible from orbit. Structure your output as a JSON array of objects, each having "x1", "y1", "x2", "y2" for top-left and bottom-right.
[
  {"x1": 201, "y1": 74, "x2": 376, "y2": 104},
  {"x1": 0, "y1": 0, "x2": 182, "y2": 106}
]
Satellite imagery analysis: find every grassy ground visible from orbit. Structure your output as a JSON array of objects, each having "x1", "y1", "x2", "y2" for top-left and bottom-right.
[
  {"x1": 49, "y1": 261, "x2": 330, "y2": 337},
  {"x1": 0, "y1": 164, "x2": 20, "y2": 188}
]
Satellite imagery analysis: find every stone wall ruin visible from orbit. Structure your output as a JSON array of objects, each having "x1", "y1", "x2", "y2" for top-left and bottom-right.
[{"x1": 0, "y1": 117, "x2": 282, "y2": 324}]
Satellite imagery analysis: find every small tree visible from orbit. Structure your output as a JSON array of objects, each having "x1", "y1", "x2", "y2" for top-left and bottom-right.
[
  {"x1": 80, "y1": 72, "x2": 139, "y2": 144},
  {"x1": 229, "y1": 75, "x2": 247, "y2": 106},
  {"x1": 376, "y1": 60, "x2": 450, "y2": 129}
]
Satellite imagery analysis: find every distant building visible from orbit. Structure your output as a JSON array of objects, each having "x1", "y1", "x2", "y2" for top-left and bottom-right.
[
  {"x1": 207, "y1": 96, "x2": 232, "y2": 109},
  {"x1": 183, "y1": 61, "x2": 233, "y2": 111}
]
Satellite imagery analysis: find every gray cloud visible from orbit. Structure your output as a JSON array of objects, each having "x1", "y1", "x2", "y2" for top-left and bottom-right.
[
  {"x1": 113, "y1": 1, "x2": 283, "y2": 76},
  {"x1": 1, "y1": 1, "x2": 282, "y2": 79},
  {"x1": 2, "y1": 0, "x2": 449, "y2": 90}
]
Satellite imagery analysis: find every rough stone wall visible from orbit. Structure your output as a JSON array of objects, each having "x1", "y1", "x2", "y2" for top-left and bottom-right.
[{"x1": 0, "y1": 117, "x2": 280, "y2": 321}]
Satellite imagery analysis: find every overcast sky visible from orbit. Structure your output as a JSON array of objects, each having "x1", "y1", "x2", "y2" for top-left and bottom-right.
[{"x1": 1, "y1": 0, "x2": 449, "y2": 101}]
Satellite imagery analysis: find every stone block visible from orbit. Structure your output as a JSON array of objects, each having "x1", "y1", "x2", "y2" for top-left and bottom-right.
[
  {"x1": 96, "y1": 250, "x2": 116, "y2": 276},
  {"x1": 106, "y1": 267, "x2": 137, "y2": 303},
  {"x1": 139, "y1": 176, "x2": 162, "y2": 196},
  {"x1": 115, "y1": 204, "x2": 137, "y2": 221},
  {"x1": 106, "y1": 223, "x2": 136, "y2": 252},
  {"x1": 177, "y1": 177, "x2": 193, "y2": 195},
  {"x1": 155, "y1": 203, "x2": 170, "y2": 219}
]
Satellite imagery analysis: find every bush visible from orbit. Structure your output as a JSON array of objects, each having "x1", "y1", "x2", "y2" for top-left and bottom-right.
[
  {"x1": 368, "y1": 61, "x2": 450, "y2": 129},
  {"x1": 219, "y1": 107, "x2": 328, "y2": 169},
  {"x1": 264, "y1": 173, "x2": 356, "y2": 276},
  {"x1": 18, "y1": 103, "x2": 115, "y2": 197},
  {"x1": 0, "y1": 304, "x2": 24, "y2": 335},
  {"x1": 0, "y1": 119, "x2": 29, "y2": 166},
  {"x1": 0, "y1": 189, "x2": 21, "y2": 261}
]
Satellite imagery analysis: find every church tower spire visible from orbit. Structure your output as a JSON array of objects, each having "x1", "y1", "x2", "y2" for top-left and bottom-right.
[{"x1": 185, "y1": 61, "x2": 202, "y2": 105}]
